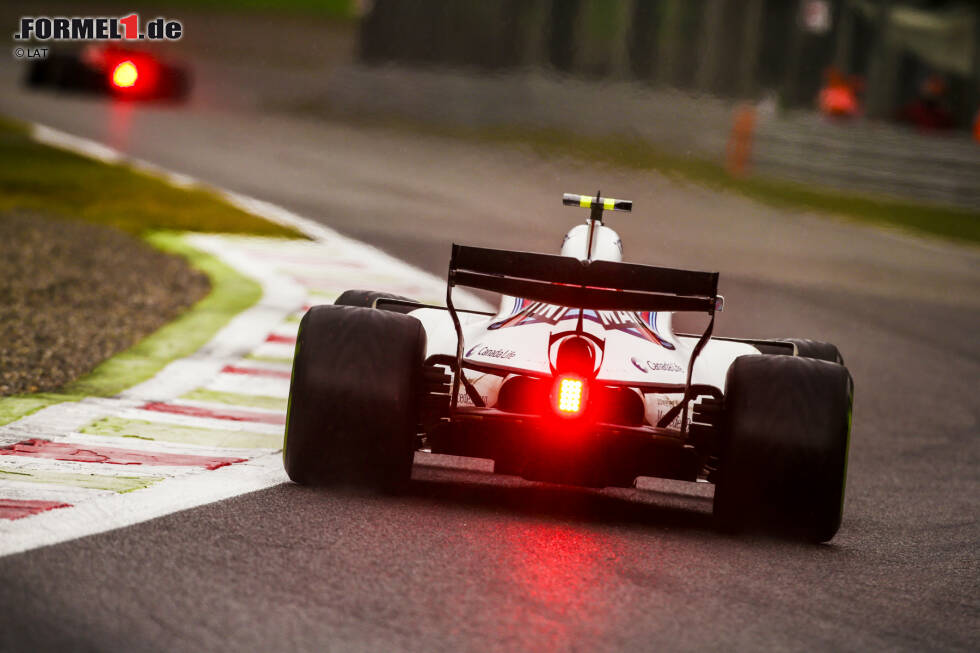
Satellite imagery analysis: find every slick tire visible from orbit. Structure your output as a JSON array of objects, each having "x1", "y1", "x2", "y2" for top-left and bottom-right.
[
  {"x1": 335, "y1": 289, "x2": 419, "y2": 314},
  {"x1": 713, "y1": 355, "x2": 853, "y2": 542},
  {"x1": 26, "y1": 58, "x2": 54, "y2": 87},
  {"x1": 283, "y1": 305, "x2": 426, "y2": 490},
  {"x1": 776, "y1": 338, "x2": 844, "y2": 365},
  {"x1": 169, "y1": 67, "x2": 192, "y2": 102}
]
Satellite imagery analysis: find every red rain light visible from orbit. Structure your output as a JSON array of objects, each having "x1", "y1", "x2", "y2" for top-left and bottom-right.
[
  {"x1": 555, "y1": 376, "x2": 585, "y2": 415},
  {"x1": 111, "y1": 60, "x2": 139, "y2": 88}
]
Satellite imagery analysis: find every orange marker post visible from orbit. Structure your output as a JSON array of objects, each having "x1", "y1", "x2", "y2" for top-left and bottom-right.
[{"x1": 727, "y1": 104, "x2": 756, "y2": 178}]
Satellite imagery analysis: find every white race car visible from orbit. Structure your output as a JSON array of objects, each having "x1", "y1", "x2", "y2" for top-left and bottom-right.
[{"x1": 284, "y1": 193, "x2": 854, "y2": 542}]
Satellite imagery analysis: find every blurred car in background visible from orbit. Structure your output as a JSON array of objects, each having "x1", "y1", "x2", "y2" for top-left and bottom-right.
[{"x1": 25, "y1": 45, "x2": 191, "y2": 101}]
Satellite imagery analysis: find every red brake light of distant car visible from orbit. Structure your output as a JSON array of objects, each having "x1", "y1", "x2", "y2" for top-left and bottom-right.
[
  {"x1": 554, "y1": 375, "x2": 586, "y2": 416},
  {"x1": 111, "y1": 60, "x2": 139, "y2": 89}
]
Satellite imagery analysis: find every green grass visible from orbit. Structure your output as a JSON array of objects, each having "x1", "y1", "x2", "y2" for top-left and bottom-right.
[
  {"x1": 0, "y1": 117, "x2": 303, "y2": 238},
  {"x1": 356, "y1": 118, "x2": 980, "y2": 246}
]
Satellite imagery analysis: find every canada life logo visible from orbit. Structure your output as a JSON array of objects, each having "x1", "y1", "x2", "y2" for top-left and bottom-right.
[{"x1": 14, "y1": 14, "x2": 183, "y2": 41}]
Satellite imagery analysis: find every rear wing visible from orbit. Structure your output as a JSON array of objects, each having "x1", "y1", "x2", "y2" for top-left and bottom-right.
[
  {"x1": 448, "y1": 244, "x2": 719, "y2": 313},
  {"x1": 445, "y1": 244, "x2": 721, "y2": 431}
]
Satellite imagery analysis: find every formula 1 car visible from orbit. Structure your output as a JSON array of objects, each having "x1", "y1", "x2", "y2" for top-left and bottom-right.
[
  {"x1": 25, "y1": 45, "x2": 191, "y2": 101},
  {"x1": 284, "y1": 193, "x2": 854, "y2": 542}
]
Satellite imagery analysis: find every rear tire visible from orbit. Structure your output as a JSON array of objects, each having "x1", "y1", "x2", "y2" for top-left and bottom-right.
[
  {"x1": 776, "y1": 338, "x2": 844, "y2": 365},
  {"x1": 713, "y1": 355, "x2": 853, "y2": 542},
  {"x1": 283, "y1": 305, "x2": 426, "y2": 490},
  {"x1": 335, "y1": 289, "x2": 419, "y2": 314},
  {"x1": 169, "y1": 67, "x2": 192, "y2": 102},
  {"x1": 26, "y1": 58, "x2": 54, "y2": 87}
]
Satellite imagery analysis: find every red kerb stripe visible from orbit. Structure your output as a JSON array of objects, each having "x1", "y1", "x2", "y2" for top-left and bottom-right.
[
  {"x1": 265, "y1": 333, "x2": 296, "y2": 345},
  {"x1": 0, "y1": 499, "x2": 72, "y2": 521},
  {"x1": 221, "y1": 365, "x2": 291, "y2": 379},
  {"x1": 0, "y1": 439, "x2": 245, "y2": 470},
  {"x1": 142, "y1": 402, "x2": 286, "y2": 425}
]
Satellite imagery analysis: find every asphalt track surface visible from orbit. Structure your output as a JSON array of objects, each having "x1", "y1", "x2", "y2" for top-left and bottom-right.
[{"x1": 1, "y1": 37, "x2": 979, "y2": 652}]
